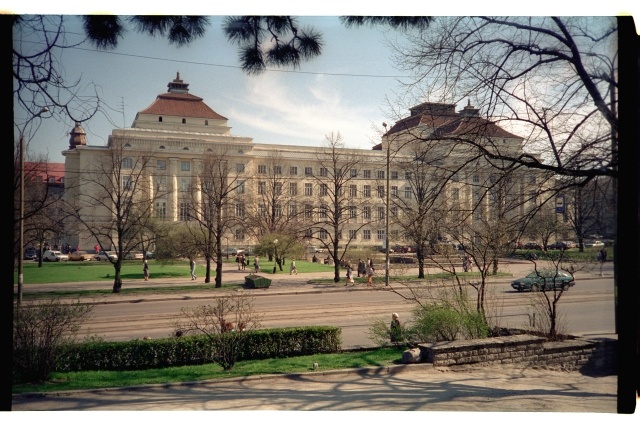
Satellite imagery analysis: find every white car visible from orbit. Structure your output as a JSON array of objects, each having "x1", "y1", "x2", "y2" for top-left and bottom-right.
[
  {"x1": 42, "y1": 250, "x2": 69, "y2": 262},
  {"x1": 584, "y1": 240, "x2": 605, "y2": 248},
  {"x1": 94, "y1": 251, "x2": 118, "y2": 261},
  {"x1": 124, "y1": 251, "x2": 144, "y2": 260}
]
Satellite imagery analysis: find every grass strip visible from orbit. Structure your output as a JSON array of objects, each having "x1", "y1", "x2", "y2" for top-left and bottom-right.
[{"x1": 12, "y1": 347, "x2": 405, "y2": 394}]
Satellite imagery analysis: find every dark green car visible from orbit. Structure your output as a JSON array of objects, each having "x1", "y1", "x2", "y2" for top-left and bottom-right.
[{"x1": 511, "y1": 270, "x2": 575, "y2": 292}]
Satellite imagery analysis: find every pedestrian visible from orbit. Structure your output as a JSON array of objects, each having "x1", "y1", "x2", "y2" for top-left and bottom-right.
[
  {"x1": 290, "y1": 259, "x2": 297, "y2": 275},
  {"x1": 357, "y1": 259, "x2": 365, "y2": 277},
  {"x1": 344, "y1": 262, "x2": 353, "y2": 286},
  {"x1": 253, "y1": 256, "x2": 260, "y2": 274},
  {"x1": 312, "y1": 254, "x2": 317, "y2": 263},
  {"x1": 190, "y1": 258, "x2": 196, "y2": 280},
  {"x1": 369, "y1": 258, "x2": 375, "y2": 274},
  {"x1": 143, "y1": 260, "x2": 149, "y2": 281},
  {"x1": 597, "y1": 248, "x2": 607, "y2": 276},
  {"x1": 241, "y1": 255, "x2": 246, "y2": 270},
  {"x1": 390, "y1": 313, "x2": 402, "y2": 343},
  {"x1": 366, "y1": 263, "x2": 374, "y2": 286},
  {"x1": 236, "y1": 254, "x2": 241, "y2": 270}
]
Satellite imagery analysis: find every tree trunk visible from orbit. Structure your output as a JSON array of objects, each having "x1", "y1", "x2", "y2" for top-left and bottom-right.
[
  {"x1": 112, "y1": 264, "x2": 123, "y2": 293},
  {"x1": 215, "y1": 253, "x2": 222, "y2": 288},
  {"x1": 205, "y1": 255, "x2": 212, "y2": 284}
]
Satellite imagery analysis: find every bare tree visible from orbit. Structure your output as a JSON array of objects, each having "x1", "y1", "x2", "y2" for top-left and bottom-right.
[
  {"x1": 174, "y1": 292, "x2": 262, "y2": 370},
  {"x1": 13, "y1": 16, "x2": 100, "y2": 134},
  {"x1": 245, "y1": 152, "x2": 301, "y2": 243},
  {"x1": 66, "y1": 141, "x2": 161, "y2": 292},
  {"x1": 307, "y1": 132, "x2": 370, "y2": 282},
  {"x1": 187, "y1": 147, "x2": 241, "y2": 287},
  {"x1": 394, "y1": 17, "x2": 617, "y2": 183},
  {"x1": 562, "y1": 176, "x2": 614, "y2": 251}
]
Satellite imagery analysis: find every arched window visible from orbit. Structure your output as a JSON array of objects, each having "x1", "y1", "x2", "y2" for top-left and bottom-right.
[
  {"x1": 205, "y1": 120, "x2": 208, "y2": 125},
  {"x1": 158, "y1": 116, "x2": 163, "y2": 122},
  {"x1": 182, "y1": 118, "x2": 186, "y2": 124}
]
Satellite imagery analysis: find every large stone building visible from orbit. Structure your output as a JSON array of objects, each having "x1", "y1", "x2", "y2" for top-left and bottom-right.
[{"x1": 63, "y1": 73, "x2": 544, "y2": 253}]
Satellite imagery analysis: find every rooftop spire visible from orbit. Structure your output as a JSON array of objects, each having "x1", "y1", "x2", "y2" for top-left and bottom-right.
[{"x1": 167, "y1": 72, "x2": 189, "y2": 93}]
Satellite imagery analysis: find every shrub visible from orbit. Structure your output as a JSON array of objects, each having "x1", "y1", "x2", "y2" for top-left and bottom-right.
[
  {"x1": 56, "y1": 326, "x2": 342, "y2": 372},
  {"x1": 13, "y1": 299, "x2": 93, "y2": 383},
  {"x1": 411, "y1": 303, "x2": 489, "y2": 342}
]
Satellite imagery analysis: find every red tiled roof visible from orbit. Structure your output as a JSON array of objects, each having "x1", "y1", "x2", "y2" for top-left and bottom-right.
[
  {"x1": 24, "y1": 162, "x2": 65, "y2": 183},
  {"x1": 139, "y1": 92, "x2": 228, "y2": 120},
  {"x1": 378, "y1": 103, "x2": 522, "y2": 150},
  {"x1": 388, "y1": 113, "x2": 521, "y2": 139}
]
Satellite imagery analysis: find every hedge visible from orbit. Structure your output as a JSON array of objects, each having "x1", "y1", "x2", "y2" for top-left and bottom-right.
[{"x1": 54, "y1": 326, "x2": 342, "y2": 372}]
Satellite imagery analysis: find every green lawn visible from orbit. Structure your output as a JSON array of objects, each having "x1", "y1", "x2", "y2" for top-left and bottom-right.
[
  {"x1": 15, "y1": 258, "x2": 336, "y2": 285},
  {"x1": 12, "y1": 347, "x2": 405, "y2": 394}
]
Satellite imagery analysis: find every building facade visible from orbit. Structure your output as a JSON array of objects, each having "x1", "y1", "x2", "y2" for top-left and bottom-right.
[{"x1": 63, "y1": 74, "x2": 546, "y2": 252}]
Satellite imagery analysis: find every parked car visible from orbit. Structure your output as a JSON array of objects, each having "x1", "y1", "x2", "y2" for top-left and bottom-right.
[
  {"x1": 523, "y1": 242, "x2": 542, "y2": 250},
  {"x1": 42, "y1": 250, "x2": 69, "y2": 262},
  {"x1": 223, "y1": 247, "x2": 239, "y2": 256},
  {"x1": 548, "y1": 241, "x2": 568, "y2": 250},
  {"x1": 23, "y1": 247, "x2": 39, "y2": 260},
  {"x1": 584, "y1": 240, "x2": 605, "y2": 248},
  {"x1": 511, "y1": 270, "x2": 575, "y2": 292},
  {"x1": 94, "y1": 251, "x2": 118, "y2": 261},
  {"x1": 124, "y1": 251, "x2": 144, "y2": 260},
  {"x1": 69, "y1": 250, "x2": 94, "y2": 261},
  {"x1": 390, "y1": 256, "x2": 416, "y2": 264},
  {"x1": 145, "y1": 251, "x2": 155, "y2": 259},
  {"x1": 307, "y1": 246, "x2": 325, "y2": 254}
]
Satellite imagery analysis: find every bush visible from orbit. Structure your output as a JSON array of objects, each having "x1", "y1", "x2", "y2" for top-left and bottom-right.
[
  {"x1": 410, "y1": 303, "x2": 489, "y2": 342},
  {"x1": 13, "y1": 299, "x2": 93, "y2": 383},
  {"x1": 56, "y1": 326, "x2": 342, "y2": 372}
]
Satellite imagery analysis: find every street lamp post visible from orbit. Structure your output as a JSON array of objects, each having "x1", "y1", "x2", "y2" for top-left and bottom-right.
[
  {"x1": 17, "y1": 107, "x2": 49, "y2": 306},
  {"x1": 383, "y1": 122, "x2": 390, "y2": 287}
]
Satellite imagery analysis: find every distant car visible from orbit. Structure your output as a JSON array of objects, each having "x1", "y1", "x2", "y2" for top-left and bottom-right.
[
  {"x1": 307, "y1": 246, "x2": 325, "y2": 254},
  {"x1": 94, "y1": 251, "x2": 118, "y2": 261},
  {"x1": 377, "y1": 246, "x2": 394, "y2": 253},
  {"x1": 69, "y1": 250, "x2": 93, "y2": 261},
  {"x1": 390, "y1": 256, "x2": 416, "y2": 264},
  {"x1": 124, "y1": 251, "x2": 144, "y2": 260},
  {"x1": 511, "y1": 270, "x2": 575, "y2": 292},
  {"x1": 584, "y1": 240, "x2": 605, "y2": 248},
  {"x1": 523, "y1": 242, "x2": 542, "y2": 250},
  {"x1": 145, "y1": 251, "x2": 155, "y2": 259},
  {"x1": 42, "y1": 250, "x2": 69, "y2": 262},
  {"x1": 23, "y1": 247, "x2": 39, "y2": 260},
  {"x1": 548, "y1": 241, "x2": 568, "y2": 250}
]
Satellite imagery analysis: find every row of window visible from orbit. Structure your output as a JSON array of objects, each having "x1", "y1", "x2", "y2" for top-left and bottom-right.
[{"x1": 126, "y1": 158, "x2": 538, "y2": 188}]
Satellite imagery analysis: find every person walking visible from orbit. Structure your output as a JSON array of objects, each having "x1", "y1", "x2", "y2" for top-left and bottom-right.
[
  {"x1": 289, "y1": 259, "x2": 297, "y2": 275},
  {"x1": 143, "y1": 260, "x2": 149, "y2": 281},
  {"x1": 253, "y1": 256, "x2": 260, "y2": 274},
  {"x1": 366, "y1": 262, "x2": 374, "y2": 286},
  {"x1": 190, "y1": 258, "x2": 196, "y2": 280},
  {"x1": 344, "y1": 262, "x2": 353, "y2": 286},
  {"x1": 390, "y1": 313, "x2": 402, "y2": 343},
  {"x1": 241, "y1": 255, "x2": 246, "y2": 271},
  {"x1": 357, "y1": 259, "x2": 365, "y2": 277},
  {"x1": 597, "y1": 248, "x2": 607, "y2": 276}
]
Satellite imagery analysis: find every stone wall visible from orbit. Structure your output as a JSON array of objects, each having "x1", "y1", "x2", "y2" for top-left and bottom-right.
[{"x1": 418, "y1": 334, "x2": 616, "y2": 374}]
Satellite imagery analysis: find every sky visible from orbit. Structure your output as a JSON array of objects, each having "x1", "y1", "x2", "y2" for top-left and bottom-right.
[{"x1": 9, "y1": 2, "x2": 640, "y2": 165}]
